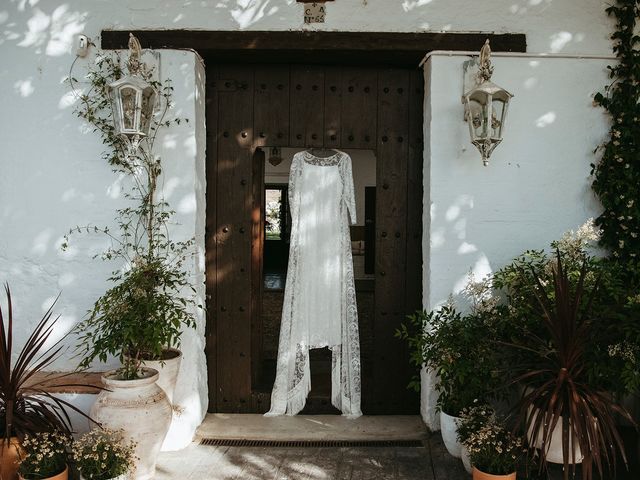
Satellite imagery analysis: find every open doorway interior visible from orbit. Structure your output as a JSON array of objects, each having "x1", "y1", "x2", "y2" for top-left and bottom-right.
[{"x1": 256, "y1": 148, "x2": 377, "y2": 412}]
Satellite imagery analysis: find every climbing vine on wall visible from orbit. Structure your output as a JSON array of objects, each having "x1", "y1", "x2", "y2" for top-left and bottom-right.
[{"x1": 592, "y1": 0, "x2": 640, "y2": 261}]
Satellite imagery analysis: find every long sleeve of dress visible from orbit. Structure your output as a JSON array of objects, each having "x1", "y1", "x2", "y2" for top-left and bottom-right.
[
  {"x1": 288, "y1": 153, "x2": 303, "y2": 225},
  {"x1": 340, "y1": 155, "x2": 357, "y2": 225}
]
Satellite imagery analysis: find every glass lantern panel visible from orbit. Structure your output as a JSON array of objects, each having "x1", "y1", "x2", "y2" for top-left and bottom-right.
[
  {"x1": 491, "y1": 99, "x2": 506, "y2": 139},
  {"x1": 139, "y1": 87, "x2": 156, "y2": 137},
  {"x1": 467, "y1": 100, "x2": 485, "y2": 140},
  {"x1": 120, "y1": 86, "x2": 139, "y2": 131}
]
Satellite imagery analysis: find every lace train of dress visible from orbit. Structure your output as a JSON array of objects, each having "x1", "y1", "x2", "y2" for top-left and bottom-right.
[{"x1": 265, "y1": 150, "x2": 362, "y2": 418}]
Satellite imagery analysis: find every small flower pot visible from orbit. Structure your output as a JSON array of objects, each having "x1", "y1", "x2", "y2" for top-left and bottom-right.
[
  {"x1": 0, "y1": 437, "x2": 21, "y2": 480},
  {"x1": 472, "y1": 467, "x2": 516, "y2": 480},
  {"x1": 20, "y1": 465, "x2": 69, "y2": 480}
]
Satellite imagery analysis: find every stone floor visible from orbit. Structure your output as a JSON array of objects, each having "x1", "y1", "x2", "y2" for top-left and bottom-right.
[
  {"x1": 155, "y1": 433, "x2": 465, "y2": 480},
  {"x1": 154, "y1": 415, "x2": 467, "y2": 480},
  {"x1": 153, "y1": 415, "x2": 639, "y2": 479}
]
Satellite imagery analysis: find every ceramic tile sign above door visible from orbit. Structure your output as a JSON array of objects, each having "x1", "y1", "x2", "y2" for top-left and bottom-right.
[{"x1": 297, "y1": 0, "x2": 334, "y2": 24}]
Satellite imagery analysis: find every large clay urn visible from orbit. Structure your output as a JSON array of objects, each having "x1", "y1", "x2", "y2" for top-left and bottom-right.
[{"x1": 90, "y1": 368, "x2": 171, "y2": 480}]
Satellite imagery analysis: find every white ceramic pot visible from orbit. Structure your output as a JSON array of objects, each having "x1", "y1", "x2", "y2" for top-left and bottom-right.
[
  {"x1": 139, "y1": 348, "x2": 182, "y2": 404},
  {"x1": 440, "y1": 411, "x2": 463, "y2": 458},
  {"x1": 90, "y1": 368, "x2": 172, "y2": 480},
  {"x1": 460, "y1": 444, "x2": 473, "y2": 474},
  {"x1": 527, "y1": 406, "x2": 583, "y2": 464}
]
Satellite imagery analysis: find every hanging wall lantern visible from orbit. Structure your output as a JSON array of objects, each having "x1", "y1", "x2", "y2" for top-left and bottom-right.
[
  {"x1": 108, "y1": 34, "x2": 157, "y2": 156},
  {"x1": 462, "y1": 40, "x2": 513, "y2": 166}
]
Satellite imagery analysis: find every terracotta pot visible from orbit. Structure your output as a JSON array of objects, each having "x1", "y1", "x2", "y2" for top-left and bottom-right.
[
  {"x1": 20, "y1": 465, "x2": 69, "y2": 480},
  {"x1": 440, "y1": 411, "x2": 462, "y2": 458},
  {"x1": 90, "y1": 368, "x2": 172, "y2": 480},
  {"x1": 0, "y1": 437, "x2": 21, "y2": 480},
  {"x1": 139, "y1": 348, "x2": 182, "y2": 404},
  {"x1": 472, "y1": 467, "x2": 516, "y2": 480}
]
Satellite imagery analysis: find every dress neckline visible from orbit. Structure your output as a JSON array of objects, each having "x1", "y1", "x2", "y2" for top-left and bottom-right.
[{"x1": 302, "y1": 150, "x2": 342, "y2": 166}]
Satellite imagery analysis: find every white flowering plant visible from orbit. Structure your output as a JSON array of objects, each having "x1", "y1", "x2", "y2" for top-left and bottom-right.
[
  {"x1": 456, "y1": 401, "x2": 495, "y2": 445},
  {"x1": 72, "y1": 429, "x2": 136, "y2": 480},
  {"x1": 464, "y1": 421, "x2": 525, "y2": 475},
  {"x1": 18, "y1": 431, "x2": 70, "y2": 479}
]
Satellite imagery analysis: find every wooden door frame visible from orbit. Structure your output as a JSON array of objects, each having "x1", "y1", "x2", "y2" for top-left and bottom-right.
[
  {"x1": 102, "y1": 31, "x2": 527, "y2": 413},
  {"x1": 101, "y1": 31, "x2": 526, "y2": 69}
]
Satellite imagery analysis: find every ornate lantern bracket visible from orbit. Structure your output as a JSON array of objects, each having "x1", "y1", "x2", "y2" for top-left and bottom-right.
[{"x1": 461, "y1": 40, "x2": 513, "y2": 166}]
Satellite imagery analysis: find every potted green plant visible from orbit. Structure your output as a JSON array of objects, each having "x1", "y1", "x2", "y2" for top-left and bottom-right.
[
  {"x1": 464, "y1": 420, "x2": 525, "y2": 480},
  {"x1": 506, "y1": 250, "x2": 633, "y2": 480},
  {"x1": 67, "y1": 48, "x2": 198, "y2": 394},
  {"x1": 66, "y1": 42, "x2": 198, "y2": 480},
  {"x1": 17, "y1": 431, "x2": 70, "y2": 480},
  {"x1": 397, "y1": 290, "x2": 505, "y2": 459},
  {"x1": 72, "y1": 429, "x2": 137, "y2": 480},
  {"x1": 1, "y1": 284, "x2": 93, "y2": 480}
]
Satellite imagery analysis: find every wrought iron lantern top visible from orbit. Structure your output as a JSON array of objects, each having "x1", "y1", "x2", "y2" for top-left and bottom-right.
[{"x1": 462, "y1": 40, "x2": 513, "y2": 166}]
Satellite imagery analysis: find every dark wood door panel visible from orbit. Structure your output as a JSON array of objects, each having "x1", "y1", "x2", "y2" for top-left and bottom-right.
[
  {"x1": 215, "y1": 65, "x2": 255, "y2": 412},
  {"x1": 324, "y1": 67, "x2": 342, "y2": 148},
  {"x1": 204, "y1": 64, "x2": 219, "y2": 412},
  {"x1": 406, "y1": 71, "x2": 424, "y2": 314},
  {"x1": 289, "y1": 66, "x2": 325, "y2": 148},
  {"x1": 254, "y1": 66, "x2": 290, "y2": 148},
  {"x1": 341, "y1": 69, "x2": 377, "y2": 150},
  {"x1": 373, "y1": 69, "x2": 417, "y2": 413}
]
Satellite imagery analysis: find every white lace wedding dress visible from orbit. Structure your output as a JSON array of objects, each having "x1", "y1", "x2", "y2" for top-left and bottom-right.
[{"x1": 265, "y1": 150, "x2": 362, "y2": 418}]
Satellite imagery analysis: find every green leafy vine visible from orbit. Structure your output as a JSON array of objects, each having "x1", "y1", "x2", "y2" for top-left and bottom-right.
[
  {"x1": 65, "y1": 52, "x2": 198, "y2": 379},
  {"x1": 592, "y1": 0, "x2": 640, "y2": 262}
]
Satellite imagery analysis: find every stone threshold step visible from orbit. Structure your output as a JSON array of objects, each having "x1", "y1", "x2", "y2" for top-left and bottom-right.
[{"x1": 195, "y1": 414, "x2": 428, "y2": 442}]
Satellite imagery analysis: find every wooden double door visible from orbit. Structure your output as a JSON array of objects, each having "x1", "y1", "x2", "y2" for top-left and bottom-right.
[{"x1": 205, "y1": 64, "x2": 423, "y2": 414}]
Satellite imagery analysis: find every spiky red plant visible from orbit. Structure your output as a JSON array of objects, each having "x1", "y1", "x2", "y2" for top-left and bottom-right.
[
  {"x1": 512, "y1": 251, "x2": 633, "y2": 480},
  {"x1": 1, "y1": 283, "x2": 95, "y2": 443}
]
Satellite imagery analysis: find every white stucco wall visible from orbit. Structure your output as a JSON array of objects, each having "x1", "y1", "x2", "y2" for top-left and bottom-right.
[
  {"x1": 0, "y1": 0, "x2": 615, "y2": 56},
  {"x1": 0, "y1": 49, "x2": 207, "y2": 449},
  {"x1": 421, "y1": 53, "x2": 610, "y2": 428}
]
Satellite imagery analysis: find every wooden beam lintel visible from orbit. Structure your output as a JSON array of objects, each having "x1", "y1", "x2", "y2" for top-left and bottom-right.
[{"x1": 101, "y1": 31, "x2": 526, "y2": 67}]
